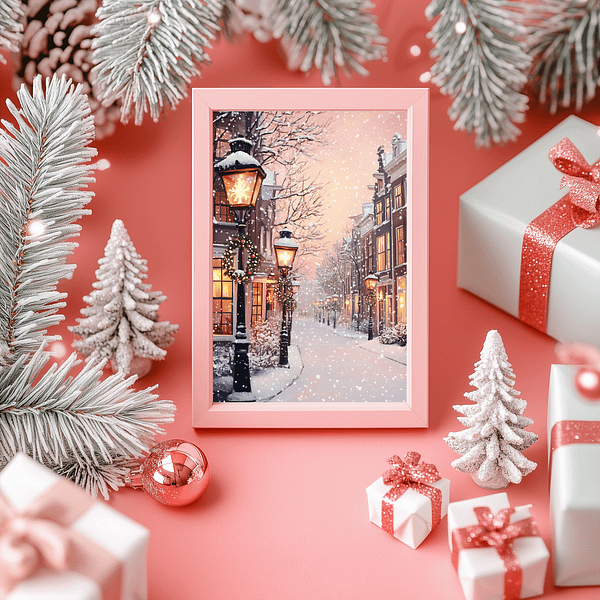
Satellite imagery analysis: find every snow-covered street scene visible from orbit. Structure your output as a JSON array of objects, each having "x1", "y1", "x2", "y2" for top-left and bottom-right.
[{"x1": 212, "y1": 109, "x2": 409, "y2": 402}]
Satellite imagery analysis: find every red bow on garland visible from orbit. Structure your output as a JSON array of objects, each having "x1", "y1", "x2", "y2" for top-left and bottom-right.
[
  {"x1": 381, "y1": 452, "x2": 442, "y2": 535},
  {"x1": 452, "y1": 506, "x2": 540, "y2": 600}
]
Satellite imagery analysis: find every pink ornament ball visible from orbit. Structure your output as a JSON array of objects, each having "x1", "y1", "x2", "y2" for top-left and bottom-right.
[
  {"x1": 128, "y1": 439, "x2": 210, "y2": 506},
  {"x1": 576, "y1": 367, "x2": 600, "y2": 400}
]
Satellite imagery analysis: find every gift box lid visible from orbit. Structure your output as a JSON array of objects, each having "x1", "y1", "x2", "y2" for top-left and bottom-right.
[{"x1": 447, "y1": 492, "x2": 535, "y2": 551}]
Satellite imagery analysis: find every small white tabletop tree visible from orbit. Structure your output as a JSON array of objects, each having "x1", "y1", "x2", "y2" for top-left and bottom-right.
[
  {"x1": 445, "y1": 330, "x2": 537, "y2": 488},
  {"x1": 70, "y1": 219, "x2": 178, "y2": 377}
]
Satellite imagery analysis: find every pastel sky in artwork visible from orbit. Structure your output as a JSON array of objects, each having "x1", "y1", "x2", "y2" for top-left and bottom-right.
[{"x1": 300, "y1": 110, "x2": 407, "y2": 271}]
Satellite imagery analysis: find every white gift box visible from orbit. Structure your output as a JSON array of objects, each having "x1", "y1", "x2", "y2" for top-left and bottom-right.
[
  {"x1": 448, "y1": 493, "x2": 549, "y2": 600},
  {"x1": 366, "y1": 474, "x2": 450, "y2": 549},
  {"x1": 0, "y1": 453, "x2": 149, "y2": 600},
  {"x1": 548, "y1": 364, "x2": 600, "y2": 587},
  {"x1": 457, "y1": 115, "x2": 600, "y2": 345}
]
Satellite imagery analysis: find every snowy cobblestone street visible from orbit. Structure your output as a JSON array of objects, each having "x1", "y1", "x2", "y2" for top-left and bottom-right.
[{"x1": 259, "y1": 318, "x2": 407, "y2": 402}]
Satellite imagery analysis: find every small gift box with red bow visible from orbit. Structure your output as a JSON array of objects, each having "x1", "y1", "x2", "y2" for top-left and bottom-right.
[
  {"x1": 457, "y1": 115, "x2": 600, "y2": 345},
  {"x1": 0, "y1": 453, "x2": 149, "y2": 600},
  {"x1": 366, "y1": 452, "x2": 450, "y2": 549},
  {"x1": 548, "y1": 364, "x2": 600, "y2": 586},
  {"x1": 448, "y1": 493, "x2": 549, "y2": 600}
]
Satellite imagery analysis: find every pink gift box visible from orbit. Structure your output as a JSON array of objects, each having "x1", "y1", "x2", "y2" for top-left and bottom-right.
[
  {"x1": 0, "y1": 453, "x2": 149, "y2": 600},
  {"x1": 448, "y1": 493, "x2": 549, "y2": 600}
]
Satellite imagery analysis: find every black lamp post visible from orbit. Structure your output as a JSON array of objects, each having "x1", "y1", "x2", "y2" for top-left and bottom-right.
[
  {"x1": 331, "y1": 293, "x2": 339, "y2": 329},
  {"x1": 274, "y1": 228, "x2": 298, "y2": 367},
  {"x1": 214, "y1": 137, "x2": 265, "y2": 398},
  {"x1": 326, "y1": 296, "x2": 331, "y2": 326},
  {"x1": 365, "y1": 272, "x2": 378, "y2": 341}
]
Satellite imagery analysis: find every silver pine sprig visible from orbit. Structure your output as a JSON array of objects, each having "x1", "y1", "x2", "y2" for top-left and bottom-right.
[
  {"x1": 270, "y1": 0, "x2": 387, "y2": 86},
  {"x1": 91, "y1": 0, "x2": 222, "y2": 126},
  {"x1": 0, "y1": 346, "x2": 175, "y2": 499},
  {"x1": 0, "y1": 0, "x2": 23, "y2": 64},
  {"x1": 0, "y1": 75, "x2": 96, "y2": 362},
  {"x1": 0, "y1": 75, "x2": 175, "y2": 497},
  {"x1": 426, "y1": 0, "x2": 532, "y2": 148},
  {"x1": 524, "y1": 0, "x2": 600, "y2": 113}
]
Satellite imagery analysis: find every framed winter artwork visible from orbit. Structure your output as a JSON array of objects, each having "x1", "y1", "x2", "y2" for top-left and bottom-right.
[{"x1": 192, "y1": 88, "x2": 429, "y2": 428}]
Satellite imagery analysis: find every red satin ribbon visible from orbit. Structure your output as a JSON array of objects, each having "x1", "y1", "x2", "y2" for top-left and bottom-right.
[
  {"x1": 519, "y1": 137, "x2": 600, "y2": 333},
  {"x1": 452, "y1": 507, "x2": 540, "y2": 600},
  {"x1": 0, "y1": 478, "x2": 122, "y2": 598},
  {"x1": 381, "y1": 451, "x2": 442, "y2": 536},
  {"x1": 549, "y1": 419, "x2": 600, "y2": 480}
]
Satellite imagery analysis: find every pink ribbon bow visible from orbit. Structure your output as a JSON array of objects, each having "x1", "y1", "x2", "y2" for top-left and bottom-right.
[
  {"x1": 519, "y1": 137, "x2": 600, "y2": 333},
  {"x1": 452, "y1": 506, "x2": 540, "y2": 600},
  {"x1": 0, "y1": 491, "x2": 71, "y2": 593},
  {"x1": 381, "y1": 452, "x2": 442, "y2": 535}
]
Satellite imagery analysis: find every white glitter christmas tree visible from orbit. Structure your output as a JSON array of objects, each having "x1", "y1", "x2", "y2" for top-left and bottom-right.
[
  {"x1": 70, "y1": 219, "x2": 178, "y2": 376},
  {"x1": 445, "y1": 330, "x2": 537, "y2": 488}
]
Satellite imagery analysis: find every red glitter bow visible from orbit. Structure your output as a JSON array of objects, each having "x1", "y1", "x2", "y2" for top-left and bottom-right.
[
  {"x1": 519, "y1": 138, "x2": 600, "y2": 333},
  {"x1": 452, "y1": 507, "x2": 540, "y2": 600},
  {"x1": 548, "y1": 138, "x2": 600, "y2": 226},
  {"x1": 381, "y1": 452, "x2": 442, "y2": 536}
]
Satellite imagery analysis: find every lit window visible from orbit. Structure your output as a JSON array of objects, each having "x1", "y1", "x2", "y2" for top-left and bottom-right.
[
  {"x1": 394, "y1": 183, "x2": 404, "y2": 209},
  {"x1": 214, "y1": 191, "x2": 234, "y2": 223},
  {"x1": 213, "y1": 259, "x2": 233, "y2": 335},
  {"x1": 396, "y1": 226, "x2": 405, "y2": 264}
]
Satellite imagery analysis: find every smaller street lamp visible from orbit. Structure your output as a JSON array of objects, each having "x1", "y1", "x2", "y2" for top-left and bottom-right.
[
  {"x1": 326, "y1": 296, "x2": 331, "y2": 326},
  {"x1": 331, "y1": 293, "x2": 339, "y2": 329},
  {"x1": 274, "y1": 228, "x2": 299, "y2": 367},
  {"x1": 365, "y1": 272, "x2": 378, "y2": 341}
]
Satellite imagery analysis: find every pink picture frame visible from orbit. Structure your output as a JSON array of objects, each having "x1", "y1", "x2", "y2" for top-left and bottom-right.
[{"x1": 192, "y1": 88, "x2": 429, "y2": 428}]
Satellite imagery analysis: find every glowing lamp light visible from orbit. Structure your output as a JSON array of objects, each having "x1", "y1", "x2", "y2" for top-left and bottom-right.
[
  {"x1": 214, "y1": 138, "x2": 265, "y2": 219},
  {"x1": 455, "y1": 21, "x2": 467, "y2": 34},
  {"x1": 27, "y1": 219, "x2": 46, "y2": 237},
  {"x1": 332, "y1": 293, "x2": 339, "y2": 303},
  {"x1": 273, "y1": 227, "x2": 299, "y2": 275},
  {"x1": 365, "y1": 272, "x2": 378, "y2": 292},
  {"x1": 148, "y1": 8, "x2": 161, "y2": 24}
]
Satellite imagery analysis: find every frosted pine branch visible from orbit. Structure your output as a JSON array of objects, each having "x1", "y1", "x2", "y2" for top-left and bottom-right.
[
  {"x1": 0, "y1": 346, "x2": 175, "y2": 499},
  {"x1": 426, "y1": 0, "x2": 531, "y2": 147},
  {"x1": 91, "y1": 0, "x2": 222, "y2": 125},
  {"x1": 0, "y1": 0, "x2": 23, "y2": 64},
  {"x1": 0, "y1": 75, "x2": 96, "y2": 363},
  {"x1": 523, "y1": 0, "x2": 600, "y2": 113},
  {"x1": 270, "y1": 0, "x2": 387, "y2": 86}
]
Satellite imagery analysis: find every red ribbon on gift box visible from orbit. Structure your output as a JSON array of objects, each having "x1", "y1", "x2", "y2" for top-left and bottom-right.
[
  {"x1": 452, "y1": 506, "x2": 540, "y2": 600},
  {"x1": 519, "y1": 137, "x2": 600, "y2": 333},
  {"x1": 549, "y1": 419, "x2": 600, "y2": 480},
  {"x1": 381, "y1": 452, "x2": 442, "y2": 536},
  {"x1": 0, "y1": 478, "x2": 122, "y2": 599}
]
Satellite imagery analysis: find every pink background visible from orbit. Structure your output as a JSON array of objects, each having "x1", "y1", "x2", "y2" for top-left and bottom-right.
[{"x1": 1, "y1": 1, "x2": 598, "y2": 598}]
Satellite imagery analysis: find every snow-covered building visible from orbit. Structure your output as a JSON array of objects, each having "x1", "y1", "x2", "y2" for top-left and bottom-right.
[
  {"x1": 371, "y1": 134, "x2": 407, "y2": 329},
  {"x1": 212, "y1": 112, "x2": 280, "y2": 341}
]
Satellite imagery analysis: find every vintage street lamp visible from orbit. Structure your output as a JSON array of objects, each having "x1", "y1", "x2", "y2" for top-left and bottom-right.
[
  {"x1": 214, "y1": 137, "x2": 265, "y2": 398},
  {"x1": 274, "y1": 228, "x2": 298, "y2": 366},
  {"x1": 331, "y1": 293, "x2": 339, "y2": 329},
  {"x1": 326, "y1": 296, "x2": 331, "y2": 326},
  {"x1": 365, "y1": 272, "x2": 378, "y2": 341}
]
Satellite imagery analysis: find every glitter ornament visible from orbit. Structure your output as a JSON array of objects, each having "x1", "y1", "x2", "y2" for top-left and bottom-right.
[
  {"x1": 555, "y1": 341, "x2": 600, "y2": 401},
  {"x1": 126, "y1": 439, "x2": 210, "y2": 506},
  {"x1": 445, "y1": 330, "x2": 538, "y2": 487}
]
